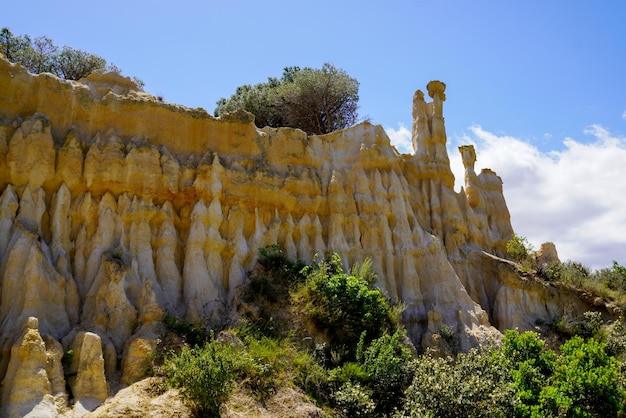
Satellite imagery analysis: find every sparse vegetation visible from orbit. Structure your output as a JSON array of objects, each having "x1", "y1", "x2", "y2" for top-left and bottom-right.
[
  {"x1": 156, "y1": 245, "x2": 626, "y2": 417},
  {"x1": 1, "y1": 27, "x2": 144, "y2": 86},
  {"x1": 508, "y1": 234, "x2": 626, "y2": 308}
]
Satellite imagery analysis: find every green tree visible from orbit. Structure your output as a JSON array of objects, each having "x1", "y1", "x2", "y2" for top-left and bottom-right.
[
  {"x1": 215, "y1": 63, "x2": 360, "y2": 134},
  {"x1": 359, "y1": 331, "x2": 414, "y2": 414},
  {"x1": 54, "y1": 46, "x2": 110, "y2": 80},
  {"x1": 0, "y1": 27, "x2": 31, "y2": 61},
  {"x1": 215, "y1": 81, "x2": 285, "y2": 128},
  {"x1": 19, "y1": 36, "x2": 58, "y2": 74},
  {"x1": 506, "y1": 233, "x2": 535, "y2": 265},
  {"x1": 280, "y1": 63, "x2": 359, "y2": 134},
  {"x1": 539, "y1": 336, "x2": 624, "y2": 417},
  {"x1": 1, "y1": 27, "x2": 140, "y2": 83}
]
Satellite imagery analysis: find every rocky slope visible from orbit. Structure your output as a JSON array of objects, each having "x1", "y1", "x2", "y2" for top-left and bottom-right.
[{"x1": 0, "y1": 56, "x2": 615, "y2": 416}]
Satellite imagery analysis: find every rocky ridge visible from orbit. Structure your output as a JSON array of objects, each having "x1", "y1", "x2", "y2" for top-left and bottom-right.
[{"x1": 0, "y1": 56, "x2": 614, "y2": 416}]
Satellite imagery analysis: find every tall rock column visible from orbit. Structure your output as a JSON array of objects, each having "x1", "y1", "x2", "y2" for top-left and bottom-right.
[{"x1": 0, "y1": 317, "x2": 64, "y2": 418}]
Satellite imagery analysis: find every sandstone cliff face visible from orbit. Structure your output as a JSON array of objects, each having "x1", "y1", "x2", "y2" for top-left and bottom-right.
[{"x1": 0, "y1": 57, "x2": 612, "y2": 415}]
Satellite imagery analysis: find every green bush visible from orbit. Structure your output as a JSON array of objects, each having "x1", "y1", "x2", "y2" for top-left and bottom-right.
[
  {"x1": 162, "y1": 341, "x2": 239, "y2": 416},
  {"x1": 332, "y1": 382, "x2": 376, "y2": 417},
  {"x1": 501, "y1": 330, "x2": 626, "y2": 418},
  {"x1": 539, "y1": 336, "x2": 624, "y2": 417},
  {"x1": 401, "y1": 346, "x2": 515, "y2": 417},
  {"x1": 359, "y1": 331, "x2": 414, "y2": 414},
  {"x1": 502, "y1": 330, "x2": 555, "y2": 416},
  {"x1": 163, "y1": 313, "x2": 209, "y2": 347},
  {"x1": 506, "y1": 234, "x2": 535, "y2": 269},
  {"x1": 295, "y1": 253, "x2": 394, "y2": 362},
  {"x1": 549, "y1": 311, "x2": 607, "y2": 342},
  {"x1": 228, "y1": 329, "x2": 329, "y2": 402},
  {"x1": 329, "y1": 361, "x2": 368, "y2": 387},
  {"x1": 241, "y1": 246, "x2": 307, "y2": 338}
]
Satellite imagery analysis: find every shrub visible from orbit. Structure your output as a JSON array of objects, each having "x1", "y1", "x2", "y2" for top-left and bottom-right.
[
  {"x1": 502, "y1": 330, "x2": 626, "y2": 417},
  {"x1": 162, "y1": 341, "x2": 238, "y2": 416},
  {"x1": 502, "y1": 330, "x2": 556, "y2": 416},
  {"x1": 506, "y1": 234, "x2": 535, "y2": 269},
  {"x1": 241, "y1": 245, "x2": 307, "y2": 338},
  {"x1": 232, "y1": 330, "x2": 329, "y2": 402},
  {"x1": 401, "y1": 346, "x2": 515, "y2": 418},
  {"x1": 539, "y1": 336, "x2": 625, "y2": 417},
  {"x1": 163, "y1": 313, "x2": 209, "y2": 347},
  {"x1": 359, "y1": 331, "x2": 414, "y2": 414},
  {"x1": 294, "y1": 253, "x2": 394, "y2": 362},
  {"x1": 332, "y1": 382, "x2": 376, "y2": 417}
]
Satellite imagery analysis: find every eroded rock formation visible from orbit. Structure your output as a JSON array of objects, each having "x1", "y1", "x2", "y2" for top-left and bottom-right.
[{"x1": 0, "y1": 56, "x2": 614, "y2": 415}]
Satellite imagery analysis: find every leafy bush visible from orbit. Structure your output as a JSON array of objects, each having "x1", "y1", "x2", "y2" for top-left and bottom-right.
[
  {"x1": 294, "y1": 253, "x2": 395, "y2": 362},
  {"x1": 162, "y1": 341, "x2": 239, "y2": 416},
  {"x1": 501, "y1": 330, "x2": 625, "y2": 418},
  {"x1": 163, "y1": 313, "x2": 209, "y2": 347},
  {"x1": 332, "y1": 382, "x2": 376, "y2": 417},
  {"x1": 241, "y1": 246, "x2": 307, "y2": 337},
  {"x1": 257, "y1": 244, "x2": 307, "y2": 287},
  {"x1": 539, "y1": 336, "x2": 625, "y2": 417},
  {"x1": 401, "y1": 346, "x2": 515, "y2": 417},
  {"x1": 502, "y1": 330, "x2": 556, "y2": 416},
  {"x1": 506, "y1": 234, "x2": 535, "y2": 269},
  {"x1": 550, "y1": 311, "x2": 604, "y2": 340}
]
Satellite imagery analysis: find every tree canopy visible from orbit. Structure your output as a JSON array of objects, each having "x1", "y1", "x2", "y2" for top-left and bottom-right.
[
  {"x1": 0, "y1": 27, "x2": 141, "y2": 86},
  {"x1": 215, "y1": 63, "x2": 360, "y2": 135}
]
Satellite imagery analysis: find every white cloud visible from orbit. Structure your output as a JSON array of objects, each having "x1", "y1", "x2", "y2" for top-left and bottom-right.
[
  {"x1": 385, "y1": 123, "x2": 412, "y2": 154},
  {"x1": 622, "y1": 110, "x2": 626, "y2": 120},
  {"x1": 449, "y1": 125, "x2": 626, "y2": 269}
]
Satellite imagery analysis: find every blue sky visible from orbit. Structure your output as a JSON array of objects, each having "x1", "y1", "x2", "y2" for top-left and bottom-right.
[{"x1": 4, "y1": 1, "x2": 626, "y2": 268}]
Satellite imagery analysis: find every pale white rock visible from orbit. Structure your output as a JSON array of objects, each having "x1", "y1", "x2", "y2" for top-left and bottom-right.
[
  {"x1": 82, "y1": 255, "x2": 138, "y2": 355},
  {"x1": 68, "y1": 331, "x2": 108, "y2": 414},
  {"x1": 120, "y1": 281, "x2": 164, "y2": 385},
  {"x1": 0, "y1": 184, "x2": 18, "y2": 258},
  {"x1": 183, "y1": 200, "x2": 225, "y2": 323},
  {"x1": 0, "y1": 227, "x2": 73, "y2": 341},
  {"x1": 15, "y1": 187, "x2": 46, "y2": 236},
  {"x1": 0, "y1": 66, "x2": 616, "y2": 410},
  {"x1": 0, "y1": 317, "x2": 61, "y2": 418},
  {"x1": 154, "y1": 208, "x2": 183, "y2": 313}
]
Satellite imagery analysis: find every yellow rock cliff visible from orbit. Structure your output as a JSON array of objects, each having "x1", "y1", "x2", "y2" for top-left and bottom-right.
[{"x1": 0, "y1": 56, "x2": 614, "y2": 415}]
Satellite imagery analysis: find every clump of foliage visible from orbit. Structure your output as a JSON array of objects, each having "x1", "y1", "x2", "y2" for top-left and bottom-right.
[
  {"x1": 506, "y1": 233, "x2": 535, "y2": 270},
  {"x1": 402, "y1": 330, "x2": 625, "y2": 418},
  {"x1": 401, "y1": 345, "x2": 515, "y2": 417},
  {"x1": 293, "y1": 253, "x2": 396, "y2": 363},
  {"x1": 241, "y1": 245, "x2": 306, "y2": 337},
  {"x1": 508, "y1": 234, "x2": 626, "y2": 308},
  {"x1": 549, "y1": 311, "x2": 604, "y2": 340},
  {"x1": 215, "y1": 63, "x2": 360, "y2": 134},
  {"x1": 357, "y1": 330, "x2": 415, "y2": 414},
  {"x1": 162, "y1": 337, "x2": 239, "y2": 416},
  {"x1": 161, "y1": 327, "x2": 327, "y2": 415},
  {"x1": 1, "y1": 27, "x2": 143, "y2": 85},
  {"x1": 157, "y1": 247, "x2": 626, "y2": 417},
  {"x1": 163, "y1": 313, "x2": 210, "y2": 347}
]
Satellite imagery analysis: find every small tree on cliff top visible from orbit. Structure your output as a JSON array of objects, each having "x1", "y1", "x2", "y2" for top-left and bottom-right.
[
  {"x1": 215, "y1": 63, "x2": 360, "y2": 135},
  {"x1": 1, "y1": 27, "x2": 142, "y2": 85}
]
